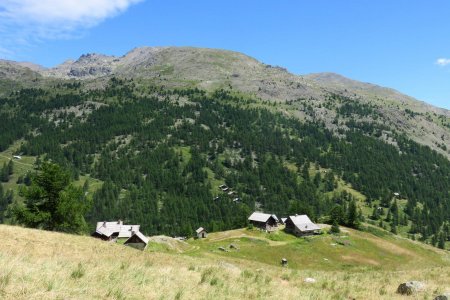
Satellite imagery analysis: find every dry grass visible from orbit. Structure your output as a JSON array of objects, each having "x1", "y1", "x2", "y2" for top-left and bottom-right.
[{"x1": 0, "y1": 225, "x2": 449, "y2": 299}]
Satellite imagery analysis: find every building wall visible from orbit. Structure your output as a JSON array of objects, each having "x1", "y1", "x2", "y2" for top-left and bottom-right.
[
  {"x1": 197, "y1": 231, "x2": 207, "y2": 238},
  {"x1": 125, "y1": 242, "x2": 147, "y2": 250}
]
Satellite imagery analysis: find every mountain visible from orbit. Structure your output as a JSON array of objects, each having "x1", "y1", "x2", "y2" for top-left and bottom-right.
[
  {"x1": 1, "y1": 47, "x2": 449, "y2": 158},
  {"x1": 0, "y1": 46, "x2": 449, "y2": 250}
]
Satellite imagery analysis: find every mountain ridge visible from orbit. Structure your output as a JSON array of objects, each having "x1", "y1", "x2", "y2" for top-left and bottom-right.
[{"x1": 1, "y1": 46, "x2": 449, "y2": 158}]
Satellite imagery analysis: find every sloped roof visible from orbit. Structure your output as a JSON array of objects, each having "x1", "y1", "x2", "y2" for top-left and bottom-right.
[
  {"x1": 95, "y1": 226, "x2": 114, "y2": 237},
  {"x1": 118, "y1": 225, "x2": 141, "y2": 238},
  {"x1": 95, "y1": 221, "x2": 140, "y2": 238},
  {"x1": 125, "y1": 231, "x2": 149, "y2": 245},
  {"x1": 248, "y1": 212, "x2": 278, "y2": 223},
  {"x1": 96, "y1": 221, "x2": 122, "y2": 233},
  {"x1": 288, "y1": 215, "x2": 320, "y2": 232},
  {"x1": 196, "y1": 227, "x2": 206, "y2": 234}
]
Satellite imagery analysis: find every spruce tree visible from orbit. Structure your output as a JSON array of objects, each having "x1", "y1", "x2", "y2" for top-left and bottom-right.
[
  {"x1": 329, "y1": 219, "x2": 340, "y2": 234},
  {"x1": 438, "y1": 232, "x2": 446, "y2": 250}
]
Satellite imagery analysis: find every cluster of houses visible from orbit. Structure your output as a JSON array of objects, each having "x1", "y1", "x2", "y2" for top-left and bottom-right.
[
  {"x1": 248, "y1": 212, "x2": 321, "y2": 236},
  {"x1": 92, "y1": 220, "x2": 149, "y2": 250},
  {"x1": 92, "y1": 212, "x2": 319, "y2": 252},
  {"x1": 215, "y1": 184, "x2": 241, "y2": 203}
]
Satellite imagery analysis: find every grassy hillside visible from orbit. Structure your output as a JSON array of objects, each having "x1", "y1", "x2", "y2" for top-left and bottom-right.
[{"x1": 0, "y1": 224, "x2": 448, "y2": 299}]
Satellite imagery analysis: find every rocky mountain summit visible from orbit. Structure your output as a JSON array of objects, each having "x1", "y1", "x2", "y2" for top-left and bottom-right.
[{"x1": 1, "y1": 46, "x2": 449, "y2": 157}]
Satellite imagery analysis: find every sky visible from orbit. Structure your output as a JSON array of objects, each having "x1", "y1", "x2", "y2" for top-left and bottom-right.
[{"x1": 1, "y1": 1, "x2": 450, "y2": 110}]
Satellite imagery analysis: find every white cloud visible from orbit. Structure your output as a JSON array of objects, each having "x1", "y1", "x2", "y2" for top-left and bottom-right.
[
  {"x1": 436, "y1": 58, "x2": 450, "y2": 67},
  {"x1": 0, "y1": 0, "x2": 143, "y2": 59}
]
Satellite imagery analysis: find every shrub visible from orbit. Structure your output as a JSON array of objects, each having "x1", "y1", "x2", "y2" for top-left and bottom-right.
[{"x1": 70, "y1": 263, "x2": 85, "y2": 279}]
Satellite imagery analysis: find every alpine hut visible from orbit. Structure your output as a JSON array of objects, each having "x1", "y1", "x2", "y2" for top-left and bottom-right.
[
  {"x1": 196, "y1": 227, "x2": 208, "y2": 239},
  {"x1": 284, "y1": 215, "x2": 320, "y2": 236},
  {"x1": 248, "y1": 212, "x2": 279, "y2": 231},
  {"x1": 124, "y1": 231, "x2": 149, "y2": 250}
]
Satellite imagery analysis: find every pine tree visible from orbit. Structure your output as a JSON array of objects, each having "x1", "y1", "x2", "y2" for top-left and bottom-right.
[
  {"x1": 438, "y1": 232, "x2": 446, "y2": 250},
  {"x1": 7, "y1": 160, "x2": 13, "y2": 175},
  {"x1": 346, "y1": 199, "x2": 359, "y2": 229},
  {"x1": 14, "y1": 162, "x2": 92, "y2": 234},
  {"x1": 329, "y1": 219, "x2": 340, "y2": 234},
  {"x1": 390, "y1": 223, "x2": 397, "y2": 234}
]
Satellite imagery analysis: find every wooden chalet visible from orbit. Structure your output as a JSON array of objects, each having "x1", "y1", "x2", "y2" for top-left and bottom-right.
[
  {"x1": 124, "y1": 231, "x2": 149, "y2": 250},
  {"x1": 248, "y1": 212, "x2": 279, "y2": 231},
  {"x1": 196, "y1": 227, "x2": 208, "y2": 239},
  {"x1": 284, "y1": 214, "x2": 320, "y2": 236}
]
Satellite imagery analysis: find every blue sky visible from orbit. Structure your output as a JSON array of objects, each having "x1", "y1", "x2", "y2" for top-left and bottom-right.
[{"x1": 1, "y1": 1, "x2": 450, "y2": 109}]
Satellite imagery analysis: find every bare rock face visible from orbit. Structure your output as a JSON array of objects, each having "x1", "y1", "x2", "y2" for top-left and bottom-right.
[
  {"x1": 397, "y1": 281, "x2": 425, "y2": 295},
  {"x1": 47, "y1": 53, "x2": 116, "y2": 78}
]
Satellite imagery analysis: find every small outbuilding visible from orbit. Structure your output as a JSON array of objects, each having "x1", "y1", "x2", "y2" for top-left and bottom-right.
[
  {"x1": 196, "y1": 227, "x2": 208, "y2": 239},
  {"x1": 284, "y1": 214, "x2": 320, "y2": 236},
  {"x1": 248, "y1": 212, "x2": 279, "y2": 231},
  {"x1": 124, "y1": 231, "x2": 149, "y2": 250}
]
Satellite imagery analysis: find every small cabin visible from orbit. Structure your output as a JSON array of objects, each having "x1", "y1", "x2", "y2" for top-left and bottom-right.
[
  {"x1": 124, "y1": 231, "x2": 149, "y2": 250},
  {"x1": 284, "y1": 214, "x2": 320, "y2": 236},
  {"x1": 248, "y1": 212, "x2": 279, "y2": 231},
  {"x1": 196, "y1": 227, "x2": 207, "y2": 239}
]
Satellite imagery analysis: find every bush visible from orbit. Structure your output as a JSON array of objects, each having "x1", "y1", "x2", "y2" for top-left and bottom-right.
[{"x1": 70, "y1": 263, "x2": 85, "y2": 279}]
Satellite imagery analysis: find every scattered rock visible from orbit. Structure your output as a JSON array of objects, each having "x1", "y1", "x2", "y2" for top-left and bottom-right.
[
  {"x1": 434, "y1": 292, "x2": 450, "y2": 300},
  {"x1": 229, "y1": 244, "x2": 239, "y2": 250},
  {"x1": 304, "y1": 277, "x2": 316, "y2": 283},
  {"x1": 397, "y1": 281, "x2": 425, "y2": 295},
  {"x1": 218, "y1": 247, "x2": 227, "y2": 252}
]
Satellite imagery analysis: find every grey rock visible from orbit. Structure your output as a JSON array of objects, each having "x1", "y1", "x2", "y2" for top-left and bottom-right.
[
  {"x1": 434, "y1": 292, "x2": 450, "y2": 300},
  {"x1": 397, "y1": 281, "x2": 425, "y2": 295}
]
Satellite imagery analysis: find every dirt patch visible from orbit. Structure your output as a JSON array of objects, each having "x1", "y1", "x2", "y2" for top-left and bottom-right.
[
  {"x1": 341, "y1": 255, "x2": 380, "y2": 266},
  {"x1": 356, "y1": 232, "x2": 417, "y2": 258}
]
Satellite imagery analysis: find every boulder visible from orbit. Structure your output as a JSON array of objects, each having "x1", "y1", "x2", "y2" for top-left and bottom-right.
[
  {"x1": 229, "y1": 244, "x2": 239, "y2": 250},
  {"x1": 434, "y1": 293, "x2": 450, "y2": 300},
  {"x1": 397, "y1": 281, "x2": 425, "y2": 295}
]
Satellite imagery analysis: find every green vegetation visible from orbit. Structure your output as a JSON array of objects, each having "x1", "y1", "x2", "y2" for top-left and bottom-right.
[
  {"x1": 0, "y1": 80, "x2": 448, "y2": 250},
  {"x1": 13, "y1": 162, "x2": 92, "y2": 234}
]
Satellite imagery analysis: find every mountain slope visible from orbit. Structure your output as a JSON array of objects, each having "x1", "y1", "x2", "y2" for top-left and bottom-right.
[
  {"x1": 0, "y1": 224, "x2": 448, "y2": 299},
  {"x1": 1, "y1": 46, "x2": 449, "y2": 157}
]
